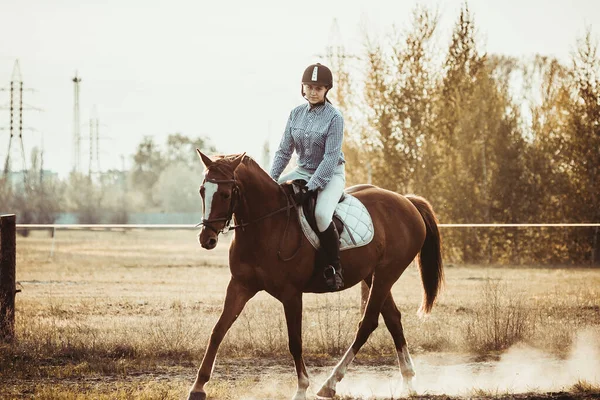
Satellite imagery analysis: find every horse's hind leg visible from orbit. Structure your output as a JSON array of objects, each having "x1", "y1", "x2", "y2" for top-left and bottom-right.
[
  {"x1": 188, "y1": 279, "x2": 256, "y2": 400},
  {"x1": 359, "y1": 278, "x2": 371, "y2": 315},
  {"x1": 380, "y1": 292, "x2": 416, "y2": 391},
  {"x1": 316, "y1": 273, "x2": 395, "y2": 399},
  {"x1": 359, "y1": 278, "x2": 416, "y2": 386}
]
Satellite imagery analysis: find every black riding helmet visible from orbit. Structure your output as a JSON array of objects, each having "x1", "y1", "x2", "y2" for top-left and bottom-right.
[{"x1": 301, "y1": 63, "x2": 333, "y2": 103}]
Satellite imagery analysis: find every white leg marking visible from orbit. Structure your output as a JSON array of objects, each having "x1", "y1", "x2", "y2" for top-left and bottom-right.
[
  {"x1": 203, "y1": 182, "x2": 218, "y2": 220},
  {"x1": 292, "y1": 370, "x2": 309, "y2": 400},
  {"x1": 321, "y1": 348, "x2": 355, "y2": 394},
  {"x1": 397, "y1": 345, "x2": 416, "y2": 392}
]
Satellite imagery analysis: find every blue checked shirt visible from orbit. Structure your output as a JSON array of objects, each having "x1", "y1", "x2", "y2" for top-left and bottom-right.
[{"x1": 270, "y1": 102, "x2": 345, "y2": 191}]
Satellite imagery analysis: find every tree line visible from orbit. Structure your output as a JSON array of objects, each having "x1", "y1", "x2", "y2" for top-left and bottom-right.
[
  {"x1": 1, "y1": 4, "x2": 598, "y2": 265},
  {"x1": 328, "y1": 5, "x2": 599, "y2": 265},
  {"x1": 0, "y1": 134, "x2": 215, "y2": 228}
]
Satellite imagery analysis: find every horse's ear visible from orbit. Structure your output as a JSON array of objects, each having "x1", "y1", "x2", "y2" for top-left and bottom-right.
[
  {"x1": 231, "y1": 152, "x2": 246, "y2": 171},
  {"x1": 197, "y1": 149, "x2": 213, "y2": 167}
]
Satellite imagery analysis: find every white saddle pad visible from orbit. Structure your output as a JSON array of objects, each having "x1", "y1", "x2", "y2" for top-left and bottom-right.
[{"x1": 298, "y1": 193, "x2": 374, "y2": 251}]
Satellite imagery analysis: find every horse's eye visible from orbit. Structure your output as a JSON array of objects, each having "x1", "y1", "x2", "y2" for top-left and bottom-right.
[{"x1": 222, "y1": 192, "x2": 230, "y2": 199}]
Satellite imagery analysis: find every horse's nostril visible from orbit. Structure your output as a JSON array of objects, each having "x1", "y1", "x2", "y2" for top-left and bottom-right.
[{"x1": 208, "y1": 238, "x2": 217, "y2": 246}]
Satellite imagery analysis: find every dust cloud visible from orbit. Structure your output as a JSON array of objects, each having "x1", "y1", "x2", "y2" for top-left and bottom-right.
[
  {"x1": 329, "y1": 328, "x2": 600, "y2": 398},
  {"x1": 237, "y1": 329, "x2": 599, "y2": 399}
]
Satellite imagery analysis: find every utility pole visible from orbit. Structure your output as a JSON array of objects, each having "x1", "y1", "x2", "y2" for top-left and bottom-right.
[
  {"x1": 72, "y1": 73, "x2": 82, "y2": 174},
  {"x1": 88, "y1": 117, "x2": 93, "y2": 178},
  {"x1": 40, "y1": 132, "x2": 44, "y2": 186},
  {"x1": 87, "y1": 106, "x2": 107, "y2": 178},
  {"x1": 121, "y1": 154, "x2": 126, "y2": 202},
  {"x1": 96, "y1": 118, "x2": 100, "y2": 173},
  {"x1": 1, "y1": 60, "x2": 39, "y2": 187}
]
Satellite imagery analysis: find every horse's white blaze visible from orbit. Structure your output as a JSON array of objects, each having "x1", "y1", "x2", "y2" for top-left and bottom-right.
[{"x1": 203, "y1": 182, "x2": 218, "y2": 220}]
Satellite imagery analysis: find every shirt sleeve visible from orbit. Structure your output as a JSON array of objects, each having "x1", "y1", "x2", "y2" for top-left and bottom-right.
[
  {"x1": 269, "y1": 112, "x2": 294, "y2": 181},
  {"x1": 306, "y1": 114, "x2": 344, "y2": 191}
]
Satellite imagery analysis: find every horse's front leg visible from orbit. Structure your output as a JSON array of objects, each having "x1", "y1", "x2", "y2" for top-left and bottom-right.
[
  {"x1": 188, "y1": 278, "x2": 256, "y2": 400},
  {"x1": 283, "y1": 293, "x2": 310, "y2": 400}
]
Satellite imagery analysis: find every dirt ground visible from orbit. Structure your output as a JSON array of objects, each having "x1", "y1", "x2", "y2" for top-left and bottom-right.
[
  {"x1": 2, "y1": 229, "x2": 599, "y2": 399},
  {"x1": 3, "y1": 357, "x2": 600, "y2": 399}
]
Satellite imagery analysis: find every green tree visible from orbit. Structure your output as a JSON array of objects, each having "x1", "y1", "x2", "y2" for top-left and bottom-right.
[
  {"x1": 153, "y1": 162, "x2": 199, "y2": 212},
  {"x1": 565, "y1": 29, "x2": 600, "y2": 264},
  {"x1": 335, "y1": 4, "x2": 599, "y2": 265},
  {"x1": 131, "y1": 134, "x2": 215, "y2": 211},
  {"x1": 131, "y1": 136, "x2": 166, "y2": 207},
  {"x1": 0, "y1": 176, "x2": 12, "y2": 212},
  {"x1": 97, "y1": 169, "x2": 129, "y2": 223},
  {"x1": 388, "y1": 5, "x2": 439, "y2": 195},
  {"x1": 526, "y1": 55, "x2": 574, "y2": 263},
  {"x1": 165, "y1": 133, "x2": 216, "y2": 168},
  {"x1": 434, "y1": 4, "x2": 488, "y2": 261},
  {"x1": 65, "y1": 173, "x2": 102, "y2": 223},
  {"x1": 363, "y1": 38, "x2": 395, "y2": 190},
  {"x1": 483, "y1": 57, "x2": 540, "y2": 263},
  {"x1": 327, "y1": 27, "x2": 370, "y2": 186},
  {"x1": 27, "y1": 147, "x2": 63, "y2": 224},
  {"x1": 0, "y1": 148, "x2": 63, "y2": 229}
]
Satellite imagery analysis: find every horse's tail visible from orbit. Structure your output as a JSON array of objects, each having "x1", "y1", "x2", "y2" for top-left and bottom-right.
[{"x1": 406, "y1": 195, "x2": 444, "y2": 316}]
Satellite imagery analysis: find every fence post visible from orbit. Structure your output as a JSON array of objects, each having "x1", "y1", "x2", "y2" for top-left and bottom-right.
[{"x1": 0, "y1": 214, "x2": 17, "y2": 343}]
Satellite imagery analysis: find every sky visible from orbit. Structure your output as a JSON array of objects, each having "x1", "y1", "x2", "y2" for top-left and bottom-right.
[{"x1": 0, "y1": 0, "x2": 599, "y2": 177}]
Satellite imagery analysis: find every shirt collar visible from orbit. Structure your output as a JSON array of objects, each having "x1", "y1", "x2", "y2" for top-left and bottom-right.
[{"x1": 307, "y1": 101, "x2": 327, "y2": 114}]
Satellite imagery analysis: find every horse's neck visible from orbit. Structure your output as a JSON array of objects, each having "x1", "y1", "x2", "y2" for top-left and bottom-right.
[{"x1": 234, "y1": 166, "x2": 286, "y2": 224}]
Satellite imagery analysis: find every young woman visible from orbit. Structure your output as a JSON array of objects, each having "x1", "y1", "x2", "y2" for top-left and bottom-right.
[{"x1": 270, "y1": 63, "x2": 346, "y2": 291}]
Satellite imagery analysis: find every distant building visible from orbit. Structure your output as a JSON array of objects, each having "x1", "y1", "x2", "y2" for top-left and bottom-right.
[{"x1": 4, "y1": 169, "x2": 59, "y2": 190}]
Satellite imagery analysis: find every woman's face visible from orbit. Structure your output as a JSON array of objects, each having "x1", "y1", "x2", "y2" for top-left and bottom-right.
[{"x1": 303, "y1": 84, "x2": 327, "y2": 104}]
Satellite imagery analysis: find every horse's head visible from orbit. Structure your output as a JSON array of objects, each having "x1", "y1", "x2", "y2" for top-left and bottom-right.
[{"x1": 196, "y1": 149, "x2": 245, "y2": 250}]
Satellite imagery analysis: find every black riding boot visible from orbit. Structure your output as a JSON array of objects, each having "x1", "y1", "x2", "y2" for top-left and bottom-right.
[{"x1": 318, "y1": 222, "x2": 344, "y2": 291}]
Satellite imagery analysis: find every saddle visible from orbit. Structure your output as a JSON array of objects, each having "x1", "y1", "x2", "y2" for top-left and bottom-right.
[
  {"x1": 291, "y1": 180, "x2": 345, "y2": 236},
  {"x1": 286, "y1": 180, "x2": 374, "y2": 251}
]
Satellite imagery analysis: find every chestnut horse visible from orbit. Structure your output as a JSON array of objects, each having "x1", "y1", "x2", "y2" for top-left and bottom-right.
[{"x1": 188, "y1": 151, "x2": 444, "y2": 400}]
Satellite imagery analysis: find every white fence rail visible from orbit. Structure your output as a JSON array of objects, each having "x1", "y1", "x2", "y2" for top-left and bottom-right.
[
  {"x1": 13, "y1": 223, "x2": 600, "y2": 262},
  {"x1": 15, "y1": 223, "x2": 600, "y2": 231}
]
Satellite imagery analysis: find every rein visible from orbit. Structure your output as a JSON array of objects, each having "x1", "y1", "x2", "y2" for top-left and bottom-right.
[{"x1": 197, "y1": 176, "x2": 303, "y2": 261}]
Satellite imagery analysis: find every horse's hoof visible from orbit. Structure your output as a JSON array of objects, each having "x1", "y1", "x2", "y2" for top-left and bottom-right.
[
  {"x1": 188, "y1": 392, "x2": 207, "y2": 400},
  {"x1": 403, "y1": 376, "x2": 417, "y2": 394},
  {"x1": 316, "y1": 387, "x2": 336, "y2": 399}
]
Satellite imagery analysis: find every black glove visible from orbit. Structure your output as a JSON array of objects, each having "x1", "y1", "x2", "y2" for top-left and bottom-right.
[{"x1": 293, "y1": 188, "x2": 316, "y2": 206}]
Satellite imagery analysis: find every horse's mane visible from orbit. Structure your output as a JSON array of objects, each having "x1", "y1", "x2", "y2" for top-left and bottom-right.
[
  {"x1": 207, "y1": 154, "x2": 273, "y2": 184},
  {"x1": 241, "y1": 155, "x2": 267, "y2": 174}
]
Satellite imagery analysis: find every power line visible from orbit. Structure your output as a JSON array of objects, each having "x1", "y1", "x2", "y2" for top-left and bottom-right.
[
  {"x1": 86, "y1": 105, "x2": 110, "y2": 178},
  {"x1": 0, "y1": 60, "x2": 40, "y2": 186}
]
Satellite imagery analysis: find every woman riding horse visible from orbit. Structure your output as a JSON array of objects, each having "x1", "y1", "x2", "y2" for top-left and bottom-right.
[
  {"x1": 189, "y1": 151, "x2": 444, "y2": 400},
  {"x1": 270, "y1": 62, "x2": 346, "y2": 291}
]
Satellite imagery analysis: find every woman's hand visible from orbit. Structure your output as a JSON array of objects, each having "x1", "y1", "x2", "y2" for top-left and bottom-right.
[{"x1": 293, "y1": 188, "x2": 317, "y2": 206}]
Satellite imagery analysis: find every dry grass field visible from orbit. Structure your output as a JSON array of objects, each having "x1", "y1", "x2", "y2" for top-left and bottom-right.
[{"x1": 1, "y1": 229, "x2": 600, "y2": 399}]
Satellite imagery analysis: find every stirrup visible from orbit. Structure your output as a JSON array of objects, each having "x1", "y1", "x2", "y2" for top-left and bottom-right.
[{"x1": 323, "y1": 265, "x2": 344, "y2": 291}]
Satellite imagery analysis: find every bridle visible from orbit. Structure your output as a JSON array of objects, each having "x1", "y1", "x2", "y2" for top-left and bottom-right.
[
  {"x1": 198, "y1": 177, "x2": 241, "y2": 235},
  {"x1": 197, "y1": 175, "x2": 302, "y2": 261}
]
